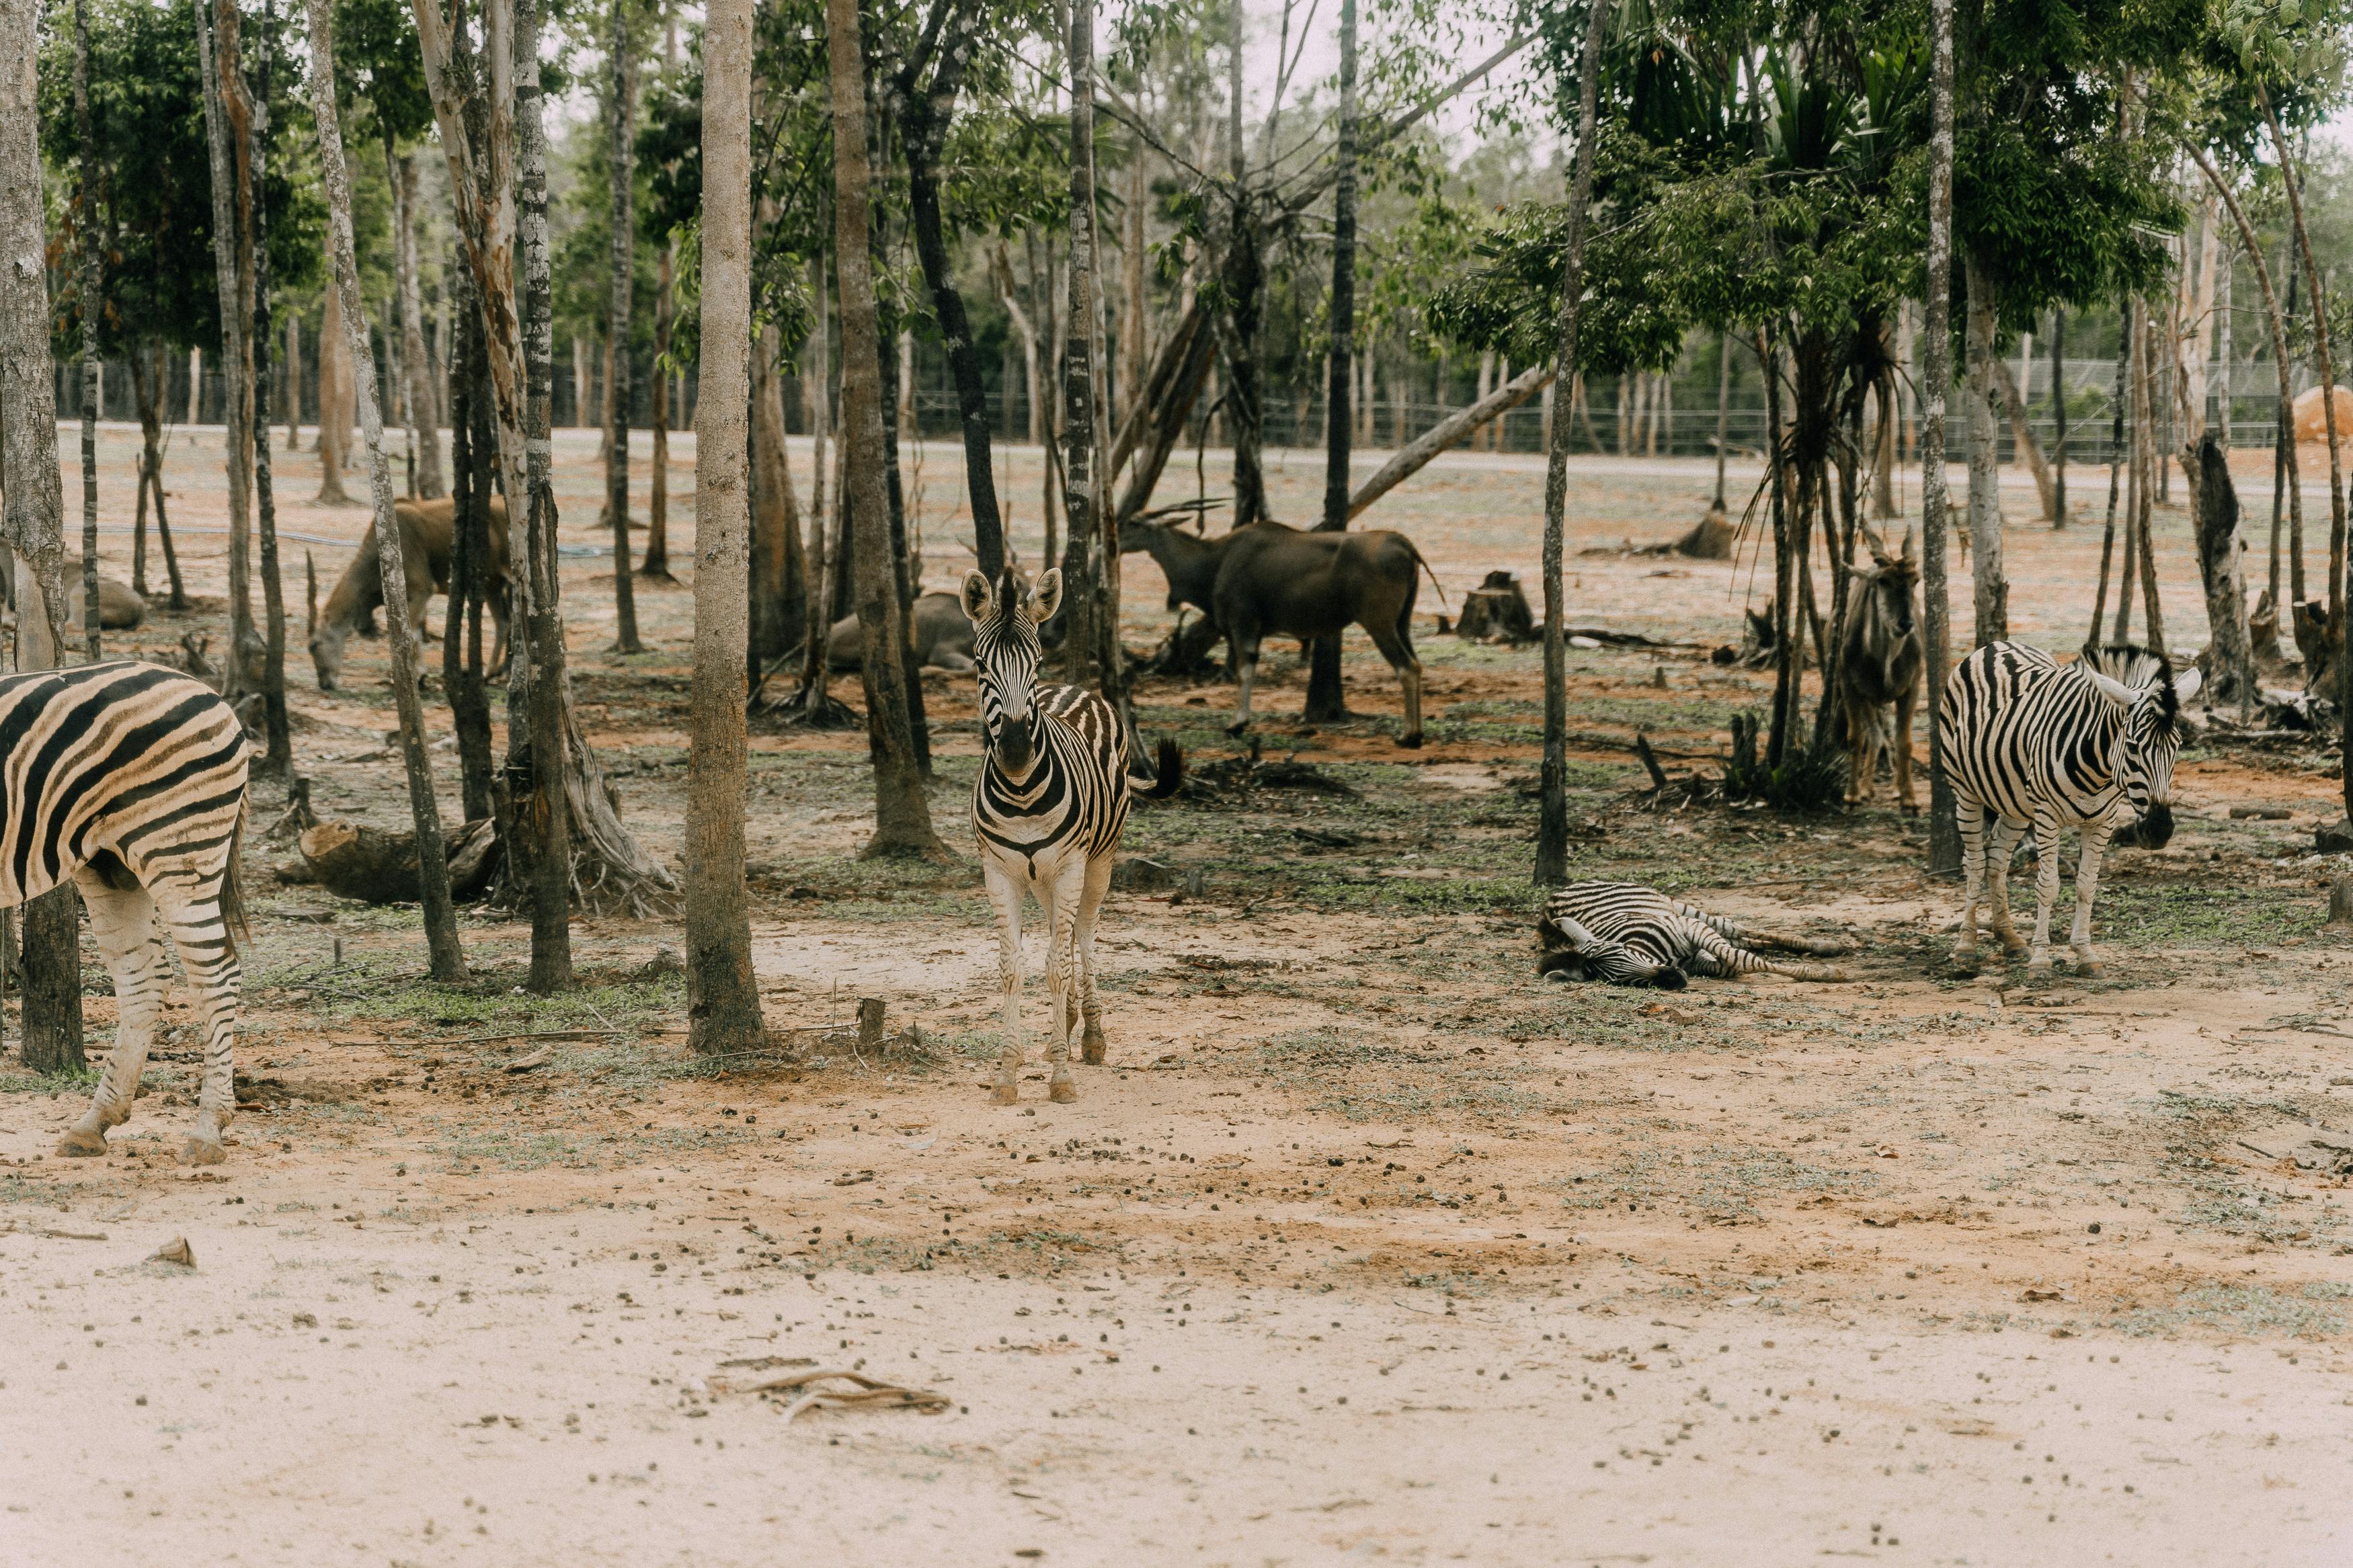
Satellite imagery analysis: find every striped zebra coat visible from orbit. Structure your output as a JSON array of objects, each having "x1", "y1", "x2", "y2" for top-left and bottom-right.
[
  {"x1": 1537, "y1": 882, "x2": 1850, "y2": 988},
  {"x1": 963, "y1": 569, "x2": 1180, "y2": 1104},
  {"x1": 1938, "y1": 642, "x2": 2198, "y2": 977},
  {"x1": 8, "y1": 661, "x2": 251, "y2": 1165}
]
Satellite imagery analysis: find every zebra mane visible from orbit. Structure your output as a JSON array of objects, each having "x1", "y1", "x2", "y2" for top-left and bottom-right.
[{"x1": 2077, "y1": 643, "x2": 2178, "y2": 725}]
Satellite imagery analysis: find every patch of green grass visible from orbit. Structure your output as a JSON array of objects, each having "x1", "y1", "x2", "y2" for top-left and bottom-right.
[{"x1": 2097, "y1": 882, "x2": 2319, "y2": 947}]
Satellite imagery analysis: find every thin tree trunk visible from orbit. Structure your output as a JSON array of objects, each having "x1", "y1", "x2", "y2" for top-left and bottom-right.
[
  {"x1": 1715, "y1": 329, "x2": 1732, "y2": 509},
  {"x1": 1058, "y1": 0, "x2": 1105, "y2": 688},
  {"x1": 2135, "y1": 309, "x2": 2165, "y2": 654},
  {"x1": 2050, "y1": 308, "x2": 2067, "y2": 526},
  {"x1": 2265, "y1": 89, "x2": 2345, "y2": 626},
  {"x1": 1963, "y1": 252, "x2": 2006, "y2": 644},
  {"x1": 399, "y1": 153, "x2": 444, "y2": 497},
  {"x1": 1921, "y1": 0, "x2": 1960, "y2": 872},
  {"x1": 1990, "y1": 354, "x2": 2058, "y2": 522},
  {"x1": 1220, "y1": 3, "x2": 1267, "y2": 528},
  {"x1": 234, "y1": 0, "x2": 292, "y2": 778},
  {"x1": 446, "y1": 263, "x2": 496, "y2": 822},
  {"x1": 130, "y1": 343, "x2": 154, "y2": 596},
  {"x1": 826, "y1": 0, "x2": 942, "y2": 858},
  {"x1": 304, "y1": 0, "x2": 465, "y2": 981},
  {"x1": 284, "y1": 311, "x2": 300, "y2": 449},
  {"x1": 74, "y1": 0, "x2": 102, "y2": 659},
  {"x1": 2091, "y1": 311, "x2": 2128, "y2": 642},
  {"x1": 197, "y1": 0, "x2": 257, "y2": 696},
  {"x1": 1535, "y1": 0, "x2": 1605, "y2": 886},
  {"x1": 316, "y1": 261, "x2": 351, "y2": 501},
  {"x1": 604, "y1": 0, "x2": 641, "y2": 653},
  {"x1": 686, "y1": 0, "x2": 764, "y2": 1052},
  {"x1": 642, "y1": 235, "x2": 674, "y2": 578},
  {"x1": 749, "y1": 315, "x2": 804, "y2": 675},
  {"x1": 1347, "y1": 365, "x2": 1549, "y2": 520},
  {"x1": 1, "y1": 0, "x2": 83, "y2": 1071},
  {"x1": 1304, "y1": 0, "x2": 1357, "y2": 725}
]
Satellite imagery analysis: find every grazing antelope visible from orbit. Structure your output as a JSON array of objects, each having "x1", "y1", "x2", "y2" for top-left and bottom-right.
[
  {"x1": 307, "y1": 495, "x2": 511, "y2": 691},
  {"x1": 962, "y1": 569, "x2": 1181, "y2": 1104}
]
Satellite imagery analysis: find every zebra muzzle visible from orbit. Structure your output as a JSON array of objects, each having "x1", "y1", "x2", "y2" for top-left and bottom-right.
[{"x1": 2118, "y1": 802, "x2": 2173, "y2": 850}]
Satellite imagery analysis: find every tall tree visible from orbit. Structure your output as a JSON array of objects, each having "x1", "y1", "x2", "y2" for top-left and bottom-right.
[
  {"x1": 2262, "y1": 91, "x2": 2344, "y2": 627},
  {"x1": 195, "y1": 0, "x2": 258, "y2": 697},
  {"x1": 1534, "y1": 0, "x2": 1606, "y2": 888},
  {"x1": 0, "y1": 0, "x2": 84, "y2": 1071},
  {"x1": 826, "y1": 0, "x2": 943, "y2": 858},
  {"x1": 1058, "y1": 0, "x2": 1107, "y2": 690},
  {"x1": 639, "y1": 8, "x2": 678, "y2": 582},
  {"x1": 1303, "y1": 0, "x2": 1359, "y2": 727},
  {"x1": 397, "y1": 155, "x2": 444, "y2": 497},
  {"x1": 1922, "y1": 0, "x2": 1960, "y2": 873},
  {"x1": 73, "y1": 0, "x2": 101, "y2": 659},
  {"x1": 1962, "y1": 253, "x2": 2005, "y2": 644},
  {"x1": 687, "y1": 0, "x2": 764, "y2": 1055},
  {"x1": 304, "y1": 0, "x2": 465, "y2": 981},
  {"x1": 605, "y1": 0, "x2": 643, "y2": 653}
]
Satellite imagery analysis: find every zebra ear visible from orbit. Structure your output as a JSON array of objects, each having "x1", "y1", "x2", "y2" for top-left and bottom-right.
[
  {"x1": 959, "y1": 571, "x2": 994, "y2": 625},
  {"x1": 1550, "y1": 913, "x2": 1601, "y2": 952},
  {"x1": 2173, "y1": 666, "x2": 2202, "y2": 704},
  {"x1": 1030, "y1": 567, "x2": 1064, "y2": 625},
  {"x1": 2085, "y1": 669, "x2": 2138, "y2": 708}
]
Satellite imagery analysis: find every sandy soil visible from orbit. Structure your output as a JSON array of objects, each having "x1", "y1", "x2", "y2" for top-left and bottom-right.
[{"x1": 3, "y1": 424, "x2": 2351, "y2": 1567}]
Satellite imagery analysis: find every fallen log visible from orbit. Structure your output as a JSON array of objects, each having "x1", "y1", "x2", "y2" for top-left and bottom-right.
[{"x1": 298, "y1": 816, "x2": 501, "y2": 905}]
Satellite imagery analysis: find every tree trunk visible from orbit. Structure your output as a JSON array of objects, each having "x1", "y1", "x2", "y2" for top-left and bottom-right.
[
  {"x1": 1989, "y1": 354, "x2": 2059, "y2": 523},
  {"x1": 446, "y1": 263, "x2": 497, "y2": 823},
  {"x1": 1304, "y1": 0, "x2": 1358, "y2": 725},
  {"x1": 130, "y1": 345, "x2": 153, "y2": 597},
  {"x1": 316, "y1": 265, "x2": 351, "y2": 501},
  {"x1": 1058, "y1": 0, "x2": 1105, "y2": 690},
  {"x1": 2091, "y1": 312, "x2": 2129, "y2": 642},
  {"x1": 1962, "y1": 251, "x2": 2006, "y2": 645},
  {"x1": 1716, "y1": 329, "x2": 1734, "y2": 509},
  {"x1": 1348, "y1": 364, "x2": 1550, "y2": 520},
  {"x1": 74, "y1": 0, "x2": 102, "y2": 660},
  {"x1": 2265, "y1": 91, "x2": 2345, "y2": 626},
  {"x1": 686, "y1": 0, "x2": 765, "y2": 1053},
  {"x1": 604, "y1": 0, "x2": 642, "y2": 653},
  {"x1": 1109, "y1": 295, "x2": 1215, "y2": 525},
  {"x1": 642, "y1": 236, "x2": 674, "y2": 578},
  {"x1": 304, "y1": 0, "x2": 465, "y2": 982},
  {"x1": 2050, "y1": 308, "x2": 2067, "y2": 526},
  {"x1": 1920, "y1": 0, "x2": 1960, "y2": 873},
  {"x1": 895, "y1": 0, "x2": 1006, "y2": 583},
  {"x1": 1535, "y1": 0, "x2": 1605, "y2": 886},
  {"x1": 399, "y1": 154, "x2": 444, "y2": 497},
  {"x1": 1, "y1": 0, "x2": 84, "y2": 1070},
  {"x1": 2192, "y1": 435, "x2": 2256, "y2": 706},
  {"x1": 826, "y1": 0, "x2": 942, "y2": 858},
  {"x1": 235, "y1": 1, "x2": 292, "y2": 779},
  {"x1": 748, "y1": 317, "x2": 805, "y2": 675},
  {"x1": 283, "y1": 312, "x2": 300, "y2": 449},
  {"x1": 197, "y1": 0, "x2": 258, "y2": 696}
]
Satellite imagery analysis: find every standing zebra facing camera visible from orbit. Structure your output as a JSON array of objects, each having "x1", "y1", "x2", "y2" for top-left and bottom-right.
[
  {"x1": 1939, "y1": 641, "x2": 2199, "y2": 979},
  {"x1": 961, "y1": 569, "x2": 1181, "y2": 1105},
  {"x1": 4, "y1": 662, "x2": 251, "y2": 1165}
]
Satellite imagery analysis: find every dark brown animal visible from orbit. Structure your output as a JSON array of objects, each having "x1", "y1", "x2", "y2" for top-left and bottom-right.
[
  {"x1": 1838, "y1": 528, "x2": 1923, "y2": 809},
  {"x1": 308, "y1": 497, "x2": 511, "y2": 691},
  {"x1": 824, "y1": 592, "x2": 980, "y2": 672},
  {"x1": 1122, "y1": 519, "x2": 1436, "y2": 747}
]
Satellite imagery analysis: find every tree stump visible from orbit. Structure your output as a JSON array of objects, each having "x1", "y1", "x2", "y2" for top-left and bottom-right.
[
  {"x1": 856, "y1": 997, "x2": 886, "y2": 1058},
  {"x1": 1672, "y1": 502, "x2": 1736, "y2": 560},
  {"x1": 1455, "y1": 571, "x2": 1536, "y2": 643},
  {"x1": 298, "y1": 817, "x2": 501, "y2": 905}
]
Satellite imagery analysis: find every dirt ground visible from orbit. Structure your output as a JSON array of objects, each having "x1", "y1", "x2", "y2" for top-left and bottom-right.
[{"x1": 4, "y1": 421, "x2": 2353, "y2": 1567}]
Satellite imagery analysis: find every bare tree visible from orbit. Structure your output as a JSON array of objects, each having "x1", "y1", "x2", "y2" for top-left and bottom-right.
[
  {"x1": 0, "y1": 0, "x2": 85, "y2": 1070},
  {"x1": 1921, "y1": 0, "x2": 1960, "y2": 873},
  {"x1": 305, "y1": 0, "x2": 465, "y2": 981},
  {"x1": 686, "y1": 0, "x2": 765, "y2": 1054},
  {"x1": 1304, "y1": 0, "x2": 1359, "y2": 725},
  {"x1": 826, "y1": 0, "x2": 943, "y2": 858},
  {"x1": 605, "y1": 0, "x2": 643, "y2": 653},
  {"x1": 2264, "y1": 89, "x2": 2344, "y2": 626},
  {"x1": 1058, "y1": 0, "x2": 1107, "y2": 688},
  {"x1": 73, "y1": 0, "x2": 101, "y2": 659},
  {"x1": 195, "y1": 0, "x2": 260, "y2": 692},
  {"x1": 1962, "y1": 252, "x2": 2006, "y2": 644},
  {"x1": 1534, "y1": 0, "x2": 1606, "y2": 886}
]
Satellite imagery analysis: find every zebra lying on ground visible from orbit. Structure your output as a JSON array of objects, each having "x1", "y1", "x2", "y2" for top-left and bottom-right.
[
  {"x1": 962, "y1": 569, "x2": 1181, "y2": 1104},
  {"x1": 1938, "y1": 641, "x2": 2198, "y2": 979},
  {"x1": 1536, "y1": 882, "x2": 1851, "y2": 987},
  {"x1": 9, "y1": 662, "x2": 250, "y2": 1165}
]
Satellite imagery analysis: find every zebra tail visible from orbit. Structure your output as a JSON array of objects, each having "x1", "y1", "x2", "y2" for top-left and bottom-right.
[
  {"x1": 1757, "y1": 956, "x2": 1849, "y2": 982},
  {"x1": 221, "y1": 800, "x2": 251, "y2": 950},
  {"x1": 1131, "y1": 737, "x2": 1184, "y2": 800}
]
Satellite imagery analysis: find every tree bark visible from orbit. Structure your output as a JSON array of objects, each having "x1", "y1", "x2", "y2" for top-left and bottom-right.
[
  {"x1": 398, "y1": 153, "x2": 444, "y2": 497},
  {"x1": 1921, "y1": 0, "x2": 1960, "y2": 873},
  {"x1": 283, "y1": 312, "x2": 300, "y2": 449},
  {"x1": 686, "y1": 0, "x2": 765, "y2": 1053},
  {"x1": 2264, "y1": 91, "x2": 2345, "y2": 625},
  {"x1": 304, "y1": 0, "x2": 466, "y2": 982},
  {"x1": 1304, "y1": 0, "x2": 1357, "y2": 725},
  {"x1": 197, "y1": 0, "x2": 258, "y2": 694},
  {"x1": 1535, "y1": 0, "x2": 1605, "y2": 886},
  {"x1": 2050, "y1": 308, "x2": 2067, "y2": 526},
  {"x1": 895, "y1": 0, "x2": 1006, "y2": 581},
  {"x1": 316, "y1": 261, "x2": 352, "y2": 500},
  {"x1": 74, "y1": 0, "x2": 102, "y2": 660},
  {"x1": 827, "y1": 0, "x2": 943, "y2": 857},
  {"x1": 2192, "y1": 435, "x2": 2256, "y2": 706},
  {"x1": 1989, "y1": 355, "x2": 2058, "y2": 523},
  {"x1": 446, "y1": 263, "x2": 497, "y2": 823},
  {"x1": 1348, "y1": 364, "x2": 1550, "y2": 520},
  {"x1": 643, "y1": 236, "x2": 674, "y2": 578},
  {"x1": 749, "y1": 316, "x2": 805, "y2": 675},
  {"x1": 605, "y1": 0, "x2": 642, "y2": 653},
  {"x1": 230, "y1": 0, "x2": 292, "y2": 778},
  {"x1": 1962, "y1": 252, "x2": 2006, "y2": 645},
  {"x1": 1058, "y1": 0, "x2": 1105, "y2": 688}
]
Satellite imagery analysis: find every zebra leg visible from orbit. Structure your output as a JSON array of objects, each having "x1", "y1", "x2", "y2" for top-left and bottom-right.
[
  {"x1": 2026, "y1": 809, "x2": 2064, "y2": 979},
  {"x1": 56, "y1": 874, "x2": 168, "y2": 1158},
  {"x1": 983, "y1": 860, "x2": 1027, "y2": 1105},
  {"x1": 2069, "y1": 827, "x2": 2113, "y2": 977},
  {"x1": 1074, "y1": 852, "x2": 1115, "y2": 1066},
  {"x1": 1953, "y1": 796, "x2": 1987, "y2": 970},
  {"x1": 1983, "y1": 818, "x2": 2028, "y2": 956},
  {"x1": 1043, "y1": 858, "x2": 1088, "y2": 1103},
  {"x1": 150, "y1": 872, "x2": 240, "y2": 1165}
]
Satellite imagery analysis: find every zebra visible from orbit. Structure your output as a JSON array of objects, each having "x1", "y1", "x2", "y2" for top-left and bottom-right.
[
  {"x1": 1537, "y1": 881, "x2": 1851, "y2": 987},
  {"x1": 4, "y1": 661, "x2": 251, "y2": 1165},
  {"x1": 961, "y1": 569, "x2": 1180, "y2": 1104},
  {"x1": 1938, "y1": 641, "x2": 2200, "y2": 978}
]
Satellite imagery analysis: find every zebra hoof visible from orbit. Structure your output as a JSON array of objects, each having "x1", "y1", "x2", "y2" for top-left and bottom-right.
[
  {"x1": 55, "y1": 1124, "x2": 108, "y2": 1158},
  {"x1": 1080, "y1": 1029, "x2": 1106, "y2": 1067},
  {"x1": 2071, "y1": 953, "x2": 2102, "y2": 979},
  {"x1": 989, "y1": 1083, "x2": 1019, "y2": 1106},
  {"x1": 2027, "y1": 957, "x2": 2053, "y2": 983},
  {"x1": 178, "y1": 1136, "x2": 227, "y2": 1167},
  {"x1": 1049, "y1": 1079, "x2": 1078, "y2": 1105},
  {"x1": 1949, "y1": 947, "x2": 1981, "y2": 975}
]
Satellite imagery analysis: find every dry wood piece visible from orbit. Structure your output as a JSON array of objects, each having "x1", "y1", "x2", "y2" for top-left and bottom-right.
[
  {"x1": 298, "y1": 817, "x2": 502, "y2": 905},
  {"x1": 268, "y1": 775, "x2": 319, "y2": 841},
  {"x1": 149, "y1": 1236, "x2": 194, "y2": 1266},
  {"x1": 717, "y1": 1366, "x2": 951, "y2": 1424},
  {"x1": 1454, "y1": 571, "x2": 1536, "y2": 643},
  {"x1": 856, "y1": 997, "x2": 885, "y2": 1057}
]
